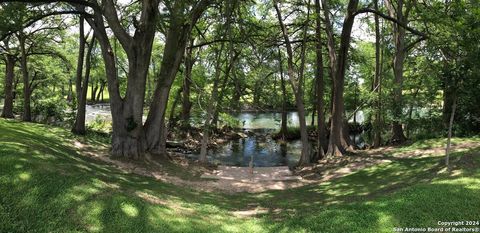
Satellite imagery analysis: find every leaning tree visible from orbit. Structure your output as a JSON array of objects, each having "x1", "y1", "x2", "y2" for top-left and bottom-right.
[{"x1": 2, "y1": 0, "x2": 212, "y2": 158}]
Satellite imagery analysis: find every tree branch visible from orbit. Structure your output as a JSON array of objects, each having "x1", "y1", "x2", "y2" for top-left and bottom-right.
[
  {"x1": 189, "y1": 39, "x2": 246, "y2": 49},
  {"x1": 190, "y1": 0, "x2": 213, "y2": 27},
  {"x1": 354, "y1": 8, "x2": 427, "y2": 38},
  {"x1": 404, "y1": 36, "x2": 426, "y2": 52},
  {"x1": 0, "y1": 10, "x2": 91, "y2": 41},
  {"x1": 102, "y1": 0, "x2": 133, "y2": 52},
  {"x1": 1, "y1": 0, "x2": 99, "y2": 11}
]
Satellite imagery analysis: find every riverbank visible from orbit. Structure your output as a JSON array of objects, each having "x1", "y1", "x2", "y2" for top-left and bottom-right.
[{"x1": 1, "y1": 119, "x2": 480, "y2": 232}]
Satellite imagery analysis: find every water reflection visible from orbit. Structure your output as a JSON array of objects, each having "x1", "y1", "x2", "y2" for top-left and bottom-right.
[
  {"x1": 189, "y1": 112, "x2": 308, "y2": 167},
  {"x1": 189, "y1": 130, "x2": 302, "y2": 168}
]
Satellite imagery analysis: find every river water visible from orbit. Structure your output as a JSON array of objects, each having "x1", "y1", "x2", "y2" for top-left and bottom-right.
[
  {"x1": 86, "y1": 105, "x2": 365, "y2": 167},
  {"x1": 85, "y1": 104, "x2": 112, "y2": 123},
  {"x1": 194, "y1": 112, "x2": 305, "y2": 167},
  {"x1": 193, "y1": 112, "x2": 366, "y2": 167}
]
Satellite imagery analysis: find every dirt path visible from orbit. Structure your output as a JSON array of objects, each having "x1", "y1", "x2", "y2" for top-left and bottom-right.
[
  {"x1": 201, "y1": 166, "x2": 301, "y2": 181},
  {"x1": 72, "y1": 139, "x2": 480, "y2": 193}
]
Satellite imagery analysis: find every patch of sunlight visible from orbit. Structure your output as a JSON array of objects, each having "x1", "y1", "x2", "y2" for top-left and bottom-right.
[
  {"x1": 121, "y1": 202, "x2": 139, "y2": 217},
  {"x1": 117, "y1": 175, "x2": 130, "y2": 181},
  {"x1": 78, "y1": 201, "x2": 104, "y2": 232},
  {"x1": 14, "y1": 164, "x2": 23, "y2": 169},
  {"x1": 38, "y1": 154, "x2": 56, "y2": 160},
  {"x1": 88, "y1": 224, "x2": 103, "y2": 232},
  {"x1": 325, "y1": 189, "x2": 343, "y2": 197},
  {"x1": 209, "y1": 213, "x2": 231, "y2": 222},
  {"x1": 279, "y1": 227, "x2": 306, "y2": 233},
  {"x1": 326, "y1": 200, "x2": 342, "y2": 205},
  {"x1": 91, "y1": 178, "x2": 111, "y2": 189},
  {"x1": 75, "y1": 164, "x2": 92, "y2": 171},
  {"x1": 376, "y1": 212, "x2": 395, "y2": 230},
  {"x1": 221, "y1": 223, "x2": 246, "y2": 232},
  {"x1": 2, "y1": 141, "x2": 26, "y2": 147},
  {"x1": 456, "y1": 148, "x2": 470, "y2": 153},
  {"x1": 66, "y1": 192, "x2": 86, "y2": 202},
  {"x1": 98, "y1": 180, "x2": 119, "y2": 189},
  {"x1": 364, "y1": 200, "x2": 375, "y2": 205},
  {"x1": 450, "y1": 169, "x2": 463, "y2": 176},
  {"x1": 171, "y1": 216, "x2": 188, "y2": 224},
  {"x1": 18, "y1": 172, "x2": 31, "y2": 181},
  {"x1": 256, "y1": 193, "x2": 274, "y2": 198},
  {"x1": 147, "y1": 205, "x2": 175, "y2": 226},
  {"x1": 200, "y1": 204, "x2": 222, "y2": 212},
  {"x1": 135, "y1": 191, "x2": 168, "y2": 205},
  {"x1": 64, "y1": 184, "x2": 101, "y2": 202},
  {"x1": 243, "y1": 219, "x2": 267, "y2": 233},
  {"x1": 435, "y1": 177, "x2": 480, "y2": 190}
]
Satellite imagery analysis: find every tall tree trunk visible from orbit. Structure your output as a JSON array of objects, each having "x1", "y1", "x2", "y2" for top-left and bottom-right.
[
  {"x1": 298, "y1": 0, "x2": 313, "y2": 162},
  {"x1": 200, "y1": 0, "x2": 237, "y2": 162},
  {"x1": 144, "y1": 25, "x2": 190, "y2": 156},
  {"x1": 311, "y1": 110, "x2": 315, "y2": 126},
  {"x1": 67, "y1": 79, "x2": 73, "y2": 102},
  {"x1": 322, "y1": 0, "x2": 337, "y2": 80},
  {"x1": 445, "y1": 96, "x2": 456, "y2": 172},
  {"x1": 213, "y1": 49, "x2": 239, "y2": 128},
  {"x1": 387, "y1": 0, "x2": 408, "y2": 144},
  {"x1": 212, "y1": 74, "x2": 230, "y2": 128},
  {"x1": 73, "y1": 35, "x2": 96, "y2": 135},
  {"x1": 168, "y1": 87, "x2": 183, "y2": 128},
  {"x1": 326, "y1": 0, "x2": 359, "y2": 157},
  {"x1": 322, "y1": 0, "x2": 349, "y2": 153},
  {"x1": 84, "y1": 0, "x2": 159, "y2": 159},
  {"x1": 144, "y1": 1, "x2": 213, "y2": 156},
  {"x1": 214, "y1": 0, "x2": 239, "y2": 120},
  {"x1": 274, "y1": 1, "x2": 311, "y2": 166},
  {"x1": 406, "y1": 82, "x2": 421, "y2": 138},
  {"x1": 91, "y1": 83, "x2": 97, "y2": 103},
  {"x1": 232, "y1": 76, "x2": 242, "y2": 112},
  {"x1": 19, "y1": 32, "x2": 31, "y2": 122},
  {"x1": 372, "y1": 0, "x2": 382, "y2": 147},
  {"x1": 278, "y1": 49, "x2": 288, "y2": 139},
  {"x1": 199, "y1": 49, "x2": 224, "y2": 163},
  {"x1": 181, "y1": 39, "x2": 194, "y2": 130},
  {"x1": 1, "y1": 54, "x2": 15, "y2": 118},
  {"x1": 72, "y1": 17, "x2": 88, "y2": 134},
  {"x1": 113, "y1": 39, "x2": 156, "y2": 158},
  {"x1": 442, "y1": 64, "x2": 455, "y2": 130},
  {"x1": 314, "y1": 0, "x2": 327, "y2": 160},
  {"x1": 96, "y1": 81, "x2": 105, "y2": 102},
  {"x1": 253, "y1": 81, "x2": 261, "y2": 108},
  {"x1": 12, "y1": 76, "x2": 18, "y2": 101}
]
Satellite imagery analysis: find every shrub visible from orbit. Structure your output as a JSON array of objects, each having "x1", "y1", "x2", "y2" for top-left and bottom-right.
[
  {"x1": 87, "y1": 115, "x2": 112, "y2": 133},
  {"x1": 32, "y1": 97, "x2": 68, "y2": 123},
  {"x1": 273, "y1": 125, "x2": 317, "y2": 140},
  {"x1": 219, "y1": 112, "x2": 240, "y2": 128}
]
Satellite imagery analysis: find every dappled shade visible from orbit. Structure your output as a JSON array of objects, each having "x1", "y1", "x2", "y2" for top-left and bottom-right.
[{"x1": 1, "y1": 120, "x2": 479, "y2": 232}]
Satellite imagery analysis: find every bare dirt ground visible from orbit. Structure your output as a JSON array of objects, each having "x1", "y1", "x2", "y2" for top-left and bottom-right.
[{"x1": 72, "y1": 139, "x2": 480, "y2": 193}]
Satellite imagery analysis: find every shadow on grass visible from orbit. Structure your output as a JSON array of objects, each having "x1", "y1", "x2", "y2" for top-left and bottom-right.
[
  {"x1": 263, "y1": 181, "x2": 480, "y2": 233},
  {"x1": 1, "y1": 119, "x2": 479, "y2": 232},
  {"x1": 1, "y1": 120, "x2": 252, "y2": 232}
]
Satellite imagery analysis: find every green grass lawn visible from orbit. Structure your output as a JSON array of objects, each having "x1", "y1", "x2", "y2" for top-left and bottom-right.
[{"x1": 1, "y1": 119, "x2": 479, "y2": 232}]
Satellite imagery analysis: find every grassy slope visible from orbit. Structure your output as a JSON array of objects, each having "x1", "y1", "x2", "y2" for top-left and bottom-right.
[{"x1": 0, "y1": 119, "x2": 479, "y2": 233}]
